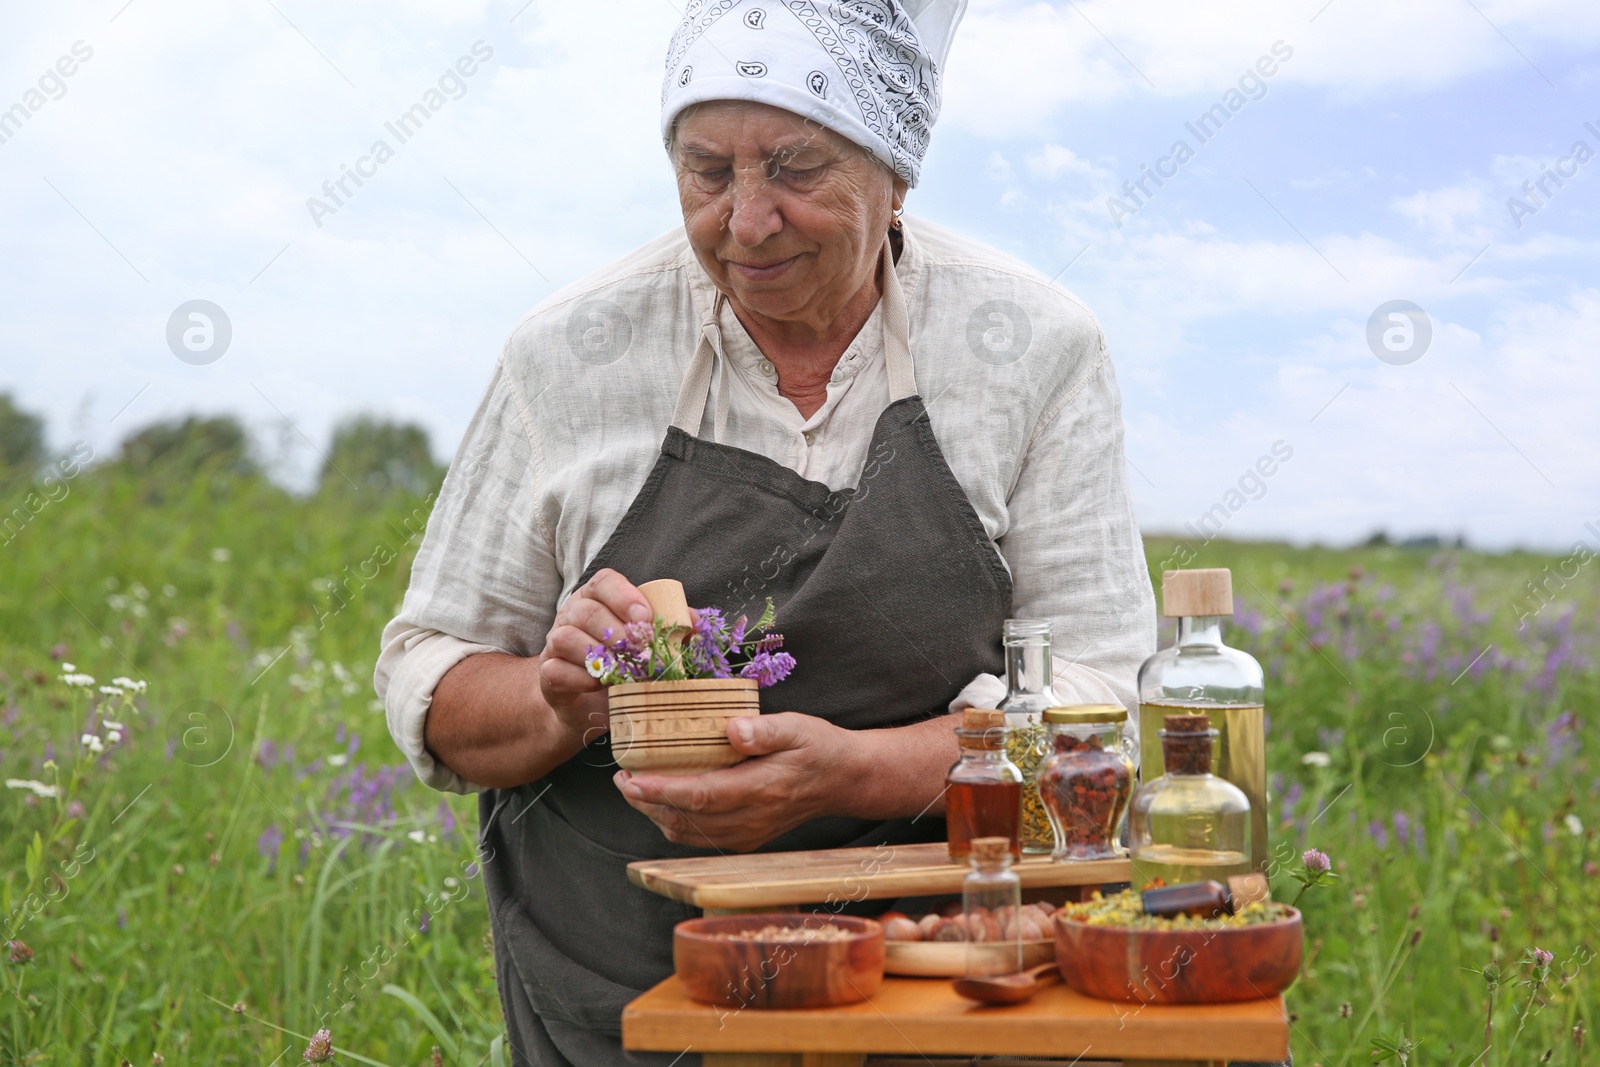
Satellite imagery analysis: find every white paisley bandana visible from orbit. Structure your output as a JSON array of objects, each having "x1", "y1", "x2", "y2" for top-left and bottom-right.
[{"x1": 660, "y1": 0, "x2": 967, "y2": 187}]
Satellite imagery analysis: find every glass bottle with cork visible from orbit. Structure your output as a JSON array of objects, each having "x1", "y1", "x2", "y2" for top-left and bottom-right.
[
  {"x1": 1137, "y1": 568, "x2": 1268, "y2": 872},
  {"x1": 962, "y1": 836, "x2": 1023, "y2": 977},
  {"x1": 945, "y1": 709, "x2": 1022, "y2": 861},
  {"x1": 1129, "y1": 713, "x2": 1252, "y2": 888},
  {"x1": 997, "y1": 619, "x2": 1061, "y2": 854}
]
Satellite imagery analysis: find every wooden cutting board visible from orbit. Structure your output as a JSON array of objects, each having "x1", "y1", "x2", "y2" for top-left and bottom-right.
[{"x1": 626, "y1": 841, "x2": 1129, "y2": 911}]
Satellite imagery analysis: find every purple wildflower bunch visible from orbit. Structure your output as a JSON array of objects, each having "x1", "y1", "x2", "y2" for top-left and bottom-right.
[{"x1": 585, "y1": 597, "x2": 795, "y2": 688}]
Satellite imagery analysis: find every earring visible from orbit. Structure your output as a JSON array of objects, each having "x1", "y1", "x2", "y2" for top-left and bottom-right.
[{"x1": 890, "y1": 204, "x2": 904, "y2": 231}]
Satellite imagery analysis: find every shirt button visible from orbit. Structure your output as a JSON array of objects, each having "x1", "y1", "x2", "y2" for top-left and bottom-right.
[
  {"x1": 803, "y1": 431, "x2": 815, "y2": 445},
  {"x1": 759, "y1": 360, "x2": 775, "y2": 376}
]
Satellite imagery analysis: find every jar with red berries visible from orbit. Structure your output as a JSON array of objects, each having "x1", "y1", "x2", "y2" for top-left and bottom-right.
[{"x1": 1038, "y1": 705, "x2": 1135, "y2": 861}]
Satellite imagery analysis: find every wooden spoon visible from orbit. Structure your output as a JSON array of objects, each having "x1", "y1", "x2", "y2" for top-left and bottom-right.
[{"x1": 952, "y1": 962, "x2": 1061, "y2": 1005}]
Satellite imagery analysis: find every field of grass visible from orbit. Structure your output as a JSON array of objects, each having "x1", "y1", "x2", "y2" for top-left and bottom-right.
[{"x1": 1, "y1": 465, "x2": 1594, "y2": 1066}]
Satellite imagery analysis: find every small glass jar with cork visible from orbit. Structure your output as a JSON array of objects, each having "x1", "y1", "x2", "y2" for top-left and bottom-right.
[
  {"x1": 1137, "y1": 568, "x2": 1269, "y2": 872},
  {"x1": 962, "y1": 836, "x2": 1023, "y2": 978},
  {"x1": 945, "y1": 709, "x2": 1023, "y2": 862},
  {"x1": 1129, "y1": 713, "x2": 1253, "y2": 889}
]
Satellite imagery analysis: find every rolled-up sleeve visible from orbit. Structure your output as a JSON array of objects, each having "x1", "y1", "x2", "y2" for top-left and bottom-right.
[
  {"x1": 952, "y1": 348, "x2": 1157, "y2": 738},
  {"x1": 374, "y1": 360, "x2": 559, "y2": 793}
]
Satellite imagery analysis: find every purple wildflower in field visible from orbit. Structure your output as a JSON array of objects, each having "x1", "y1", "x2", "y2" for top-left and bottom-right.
[
  {"x1": 1280, "y1": 781, "x2": 1303, "y2": 826},
  {"x1": 322, "y1": 763, "x2": 409, "y2": 845},
  {"x1": 1230, "y1": 597, "x2": 1263, "y2": 639},
  {"x1": 739, "y1": 651, "x2": 796, "y2": 688},
  {"x1": 303, "y1": 1028, "x2": 333, "y2": 1063},
  {"x1": 1545, "y1": 711, "x2": 1579, "y2": 764},
  {"x1": 436, "y1": 799, "x2": 457, "y2": 836},
  {"x1": 1302, "y1": 849, "x2": 1331, "y2": 875},
  {"x1": 8, "y1": 940, "x2": 33, "y2": 965},
  {"x1": 116, "y1": 906, "x2": 126, "y2": 929},
  {"x1": 1368, "y1": 819, "x2": 1390, "y2": 849},
  {"x1": 258, "y1": 824, "x2": 284, "y2": 871},
  {"x1": 1533, "y1": 947, "x2": 1554, "y2": 967},
  {"x1": 419, "y1": 908, "x2": 431, "y2": 934}
]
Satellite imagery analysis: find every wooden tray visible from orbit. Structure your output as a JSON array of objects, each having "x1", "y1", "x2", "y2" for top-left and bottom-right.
[{"x1": 627, "y1": 841, "x2": 1130, "y2": 912}]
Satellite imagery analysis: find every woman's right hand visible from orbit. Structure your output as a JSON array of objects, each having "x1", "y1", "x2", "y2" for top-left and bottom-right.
[{"x1": 537, "y1": 568, "x2": 654, "y2": 739}]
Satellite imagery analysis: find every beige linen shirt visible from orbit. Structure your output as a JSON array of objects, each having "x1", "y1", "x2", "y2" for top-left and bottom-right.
[{"x1": 376, "y1": 217, "x2": 1157, "y2": 794}]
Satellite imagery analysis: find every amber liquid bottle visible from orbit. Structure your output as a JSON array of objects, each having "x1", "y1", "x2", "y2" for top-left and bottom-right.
[{"x1": 946, "y1": 709, "x2": 1023, "y2": 861}]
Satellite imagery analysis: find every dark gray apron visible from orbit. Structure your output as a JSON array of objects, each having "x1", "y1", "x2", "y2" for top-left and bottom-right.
[{"x1": 479, "y1": 239, "x2": 1013, "y2": 1067}]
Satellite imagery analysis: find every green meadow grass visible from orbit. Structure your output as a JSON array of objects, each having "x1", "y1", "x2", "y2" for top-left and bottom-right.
[{"x1": 0, "y1": 471, "x2": 1593, "y2": 1065}]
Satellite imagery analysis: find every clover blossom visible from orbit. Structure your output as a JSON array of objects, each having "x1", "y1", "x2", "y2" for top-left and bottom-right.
[
  {"x1": 1289, "y1": 846, "x2": 1339, "y2": 907},
  {"x1": 303, "y1": 1028, "x2": 334, "y2": 1063}
]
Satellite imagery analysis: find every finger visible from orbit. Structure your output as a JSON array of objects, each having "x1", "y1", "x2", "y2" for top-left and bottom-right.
[
  {"x1": 726, "y1": 711, "x2": 816, "y2": 757},
  {"x1": 615, "y1": 781, "x2": 711, "y2": 846},
  {"x1": 538, "y1": 655, "x2": 602, "y2": 696},
  {"x1": 553, "y1": 597, "x2": 631, "y2": 647},
  {"x1": 584, "y1": 568, "x2": 653, "y2": 625},
  {"x1": 544, "y1": 622, "x2": 622, "y2": 670}
]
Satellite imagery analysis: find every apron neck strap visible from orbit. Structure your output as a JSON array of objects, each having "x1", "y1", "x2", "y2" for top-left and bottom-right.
[{"x1": 670, "y1": 238, "x2": 917, "y2": 436}]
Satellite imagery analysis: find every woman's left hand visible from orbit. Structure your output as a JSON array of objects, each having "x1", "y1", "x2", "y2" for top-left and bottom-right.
[{"x1": 614, "y1": 712, "x2": 850, "y2": 852}]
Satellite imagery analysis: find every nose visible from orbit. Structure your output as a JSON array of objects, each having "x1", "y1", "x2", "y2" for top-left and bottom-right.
[{"x1": 726, "y1": 164, "x2": 783, "y2": 248}]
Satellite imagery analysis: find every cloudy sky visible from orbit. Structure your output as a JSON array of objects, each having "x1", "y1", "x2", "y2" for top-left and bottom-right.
[{"x1": 1, "y1": 0, "x2": 1596, "y2": 550}]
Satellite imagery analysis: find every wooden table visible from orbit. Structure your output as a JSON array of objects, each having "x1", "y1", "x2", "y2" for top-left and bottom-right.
[
  {"x1": 623, "y1": 974, "x2": 1289, "y2": 1067},
  {"x1": 626, "y1": 843, "x2": 1287, "y2": 1065},
  {"x1": 627, "y1": 841, "x2": 1130, "y2": 913}
]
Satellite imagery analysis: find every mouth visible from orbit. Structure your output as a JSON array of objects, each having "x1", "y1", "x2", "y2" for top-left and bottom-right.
[{"x1": 725, "y1": 254, "x2": 800, "y2": 282}]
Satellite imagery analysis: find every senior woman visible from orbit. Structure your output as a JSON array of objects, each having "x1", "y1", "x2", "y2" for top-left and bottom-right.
[{"x1": 377, "y1": 2, "x2": 1155, "y2": 1064}]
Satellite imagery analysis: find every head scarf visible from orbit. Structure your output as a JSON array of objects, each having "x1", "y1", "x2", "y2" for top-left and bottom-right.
[{"x1": 660, "y1": 0, "x2": 967, "y2": 187}]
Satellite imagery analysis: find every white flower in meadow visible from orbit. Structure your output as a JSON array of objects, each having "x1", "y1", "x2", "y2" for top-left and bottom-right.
[
  {"x1": 330, "y1": 662, "x2": 351, "y2": 684},
  {"x1": 60, "y1": 662, "x2": 76, "y2": 672},
  {"x1": 131, "y1": 603, "x2": 148, "y2": 618},
  {"x1": 162, "y1": 584, "x2": 178, "y2": 598},
  {"x1": 130, "y1": 582, "x2": 149, "y2": 601},
  {"x1": 327, "y1": 753, "x2": 349, "y2": 767},
  {"x1": 5, "y1": 779, "x2": 60, "y2": 799},
  {"x1": 106, "y1": 730, "x2": 123, "y2": 745},
  {"x1": 62, "y1": 673, "x2": 96, "y2": 688},
  {"x1": 80, "y1": 733, "x2": 104, "y2": 754},
  {"x1": 104, "y1": 720, "x2": 124, "y2": 731},
  {"x1": 211, "y1": 547, "x2": 232, "y2": 563},
  {"x1": 1301, "y1": 751, "x2": 1332, "y2": 768},
  {"x1": 111, "y1": 676, "x2": 147, "y2": 693},
  {"x1": 406, "y1": 830, "x2": 427, "y2": 844},
  {"x1": 99, "y1": 685, "x2": 123, "y2": 697},
  {"x1": 107, "y1": 594, "x2": 129, "y2": 611},
  {"x1": 1566, "y1": 813, "x2": 1584, "y2": 836}
]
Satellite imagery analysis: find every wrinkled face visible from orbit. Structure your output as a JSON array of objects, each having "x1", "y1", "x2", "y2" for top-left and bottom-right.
[{"x1": 672, "y1": 100, "x2": 904, "y2": 325}]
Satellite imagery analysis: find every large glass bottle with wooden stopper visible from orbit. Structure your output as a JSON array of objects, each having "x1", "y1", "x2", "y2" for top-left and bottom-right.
[
  {"x1": 1129, "y1": 714, "x2": 1253, "y2": 888},
  {"x1": 1136, "y1": 568, "x2": 1268, "y2": 872}
]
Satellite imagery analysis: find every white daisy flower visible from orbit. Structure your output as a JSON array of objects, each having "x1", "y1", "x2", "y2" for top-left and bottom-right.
[
  {"x1": 327, "y1": 753, "x2": 349, "y2": 767},
  {"x1": 5, "y1": 779, "x2": 60, "y2": 799},
  {"x1": 585, "y1": 655, "x2": 608, "y2": 678},
  {"x1": 62, "y1": 673, "x2": 96, "y2": 687},
  {"x1": 1301, "y1": 751, "x2": 1332, "y2": 768}
]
